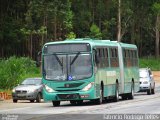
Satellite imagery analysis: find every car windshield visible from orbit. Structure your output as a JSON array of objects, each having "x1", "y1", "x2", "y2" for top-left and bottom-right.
[
  {"x1": 43, "y1": 53, "x2": 92, "y2": 81},
  {"x1": 21, "y1": 78, "x2": 42, "y2": 85},
  {"x1": 139, "y1": 70, "x2": 149, "y2": 78}
]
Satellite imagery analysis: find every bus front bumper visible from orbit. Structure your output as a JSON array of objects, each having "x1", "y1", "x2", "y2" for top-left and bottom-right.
[{"x1": 43, "y1": 89, "x2": 95, "y2": 101}]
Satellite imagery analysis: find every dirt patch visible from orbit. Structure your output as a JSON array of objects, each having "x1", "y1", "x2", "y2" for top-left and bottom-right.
[{"x1": 152, "y1": 71, "x2": 160, "y2": 83}]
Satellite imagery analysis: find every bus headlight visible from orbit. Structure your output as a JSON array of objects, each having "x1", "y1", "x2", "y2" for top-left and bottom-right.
[
  {"x1": 82, "y1": 82, "x2": 94, "y2": 91},
  {"x1": 44, "y1": 85, "x2": 55, "y2": 93}
]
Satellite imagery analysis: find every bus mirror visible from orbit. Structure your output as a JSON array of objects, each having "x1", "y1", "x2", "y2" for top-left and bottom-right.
[{"x1": 36, "y1": 51, "x2": 42, "y2": 67}]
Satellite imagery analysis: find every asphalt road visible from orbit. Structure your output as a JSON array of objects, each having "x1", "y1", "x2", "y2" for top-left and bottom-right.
[{"x1": 0, "y1": 84, "x2": 160, "y2": 120}]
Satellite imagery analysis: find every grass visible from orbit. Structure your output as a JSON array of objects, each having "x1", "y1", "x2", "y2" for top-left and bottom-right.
[
  {"x1": 0, "y1": 56, "x2": 40, "y2": 90},
  {"x1": 139, "y1": 57, "x2": 160, "y2": 71},
  {"x1": 0, "y1": 89, "x2": 12, "y2": 94}
]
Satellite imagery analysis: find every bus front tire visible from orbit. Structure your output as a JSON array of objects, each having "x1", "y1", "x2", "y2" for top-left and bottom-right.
[
  {"x1": 121, "y1": 95, "x2": 128, "y2": 100},
  {"x1": 13, "y1": 99, "x2": 17, "y2": 103},
  {"x1": 52, "y1": 101, "x2": 60, "y2": 107}
]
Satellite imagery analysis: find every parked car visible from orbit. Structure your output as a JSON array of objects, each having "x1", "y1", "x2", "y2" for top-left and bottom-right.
[
  {"x1": 139, "y1": 68, "x2": 155, "y2": 95},
  {"x1": 12, "y1": 78, "x2": 43, "y2": 103}
]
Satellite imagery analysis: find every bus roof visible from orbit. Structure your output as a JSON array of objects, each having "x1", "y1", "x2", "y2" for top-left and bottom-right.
[{"x1": 44, "y1": 38, "x2": 137, "y2": 49}]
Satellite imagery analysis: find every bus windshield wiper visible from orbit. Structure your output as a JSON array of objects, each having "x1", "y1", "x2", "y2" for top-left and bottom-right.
[
  {"x1": 54, "y1": 54, "x2": 63, "y2": 67},
  {"x1": 70, "y1": 52, "x2": 80, "y2": 65}
]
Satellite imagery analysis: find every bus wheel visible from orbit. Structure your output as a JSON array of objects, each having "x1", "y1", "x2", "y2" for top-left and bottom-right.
[
  {"x1": 52, "y1": 101, "x2": 60, "y2": 107},
  {"x1": 128, "y1": 83, "x2": 134, "y2": 99},
  {"x1": 13, "y1": 99, "x2": 18, "y2": 103},
  {"x1": 113, "y1": 84, "x2": 119, "y2": 102},
  {"x1": 121, "y1": 94, "x2": 128, "y2": 100}
]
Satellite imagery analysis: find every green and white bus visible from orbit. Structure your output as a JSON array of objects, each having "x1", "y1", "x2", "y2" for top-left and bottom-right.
[{"x1": 42, "y1": 38, "x2": 139, "y2": 106}]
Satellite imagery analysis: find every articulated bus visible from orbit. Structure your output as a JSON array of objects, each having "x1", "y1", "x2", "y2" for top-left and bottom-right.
[{"x1": 42, "y1": 38, "x2": 139, "y2": 106}]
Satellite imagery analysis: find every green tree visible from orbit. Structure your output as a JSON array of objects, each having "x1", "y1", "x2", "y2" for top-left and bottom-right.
[
  {"x1": 66, "y1": 32, "x2": 76, "y2": 39},
  {"x1": 90, "y1": 24, "x2": 102, "y2": 39},
  {"x1": 72, "y1": 0, "x2": 92, "y2": 37},
  {"x1": 152, "y1": 2, "x2": 160, "y2": 58}
]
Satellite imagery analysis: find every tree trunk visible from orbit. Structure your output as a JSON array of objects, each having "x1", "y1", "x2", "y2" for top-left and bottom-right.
[
  {"x1": 54, "y1": 10, "x2": 57, "y2": 41},
  {"x1": 155, "y1": 15, "x2": 160, "y2": 58},
  {"x1": 92, "y1": 0, "x2": 95, "y2": 24},
  {"x1": 117, "y1": 0, "x2": 121, "y2": 42},
  {"x1": 42, "y1": 35, "x2": 44, "y2": 46},
  {"x1": 99, "y1": 17, "x2": 102, "y2": 31},
  {"x1": 30, "y1": 34, "x2": 33, "y2": 58}
]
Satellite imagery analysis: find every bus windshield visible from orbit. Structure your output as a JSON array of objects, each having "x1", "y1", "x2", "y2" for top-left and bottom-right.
[{"x1": 43, "y1": 53, "x2": 92, "y2": 81}]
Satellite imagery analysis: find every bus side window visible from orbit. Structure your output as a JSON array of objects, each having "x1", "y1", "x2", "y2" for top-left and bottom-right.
[
  {"x1": 99, "y1": 48, "x2": 103, "y2": 68},
  {"x1": 110, "y1": 48, "x2": 119, "y2": 67},
  {"x1": 102, "y1": 48, "x2": 105, "y2": 68},
  {"x1": 124, "y1": 49, "x2": 128, "y2": 67},
  {"x1": 110, "y1": 48, "x2": 114, "y2": 67},
  {"x1": 135, "y1": 50, "x2": 138, "y2": 66},
  {"x1": 105, "y1": 48, "x2": 109, "y2": 67}
]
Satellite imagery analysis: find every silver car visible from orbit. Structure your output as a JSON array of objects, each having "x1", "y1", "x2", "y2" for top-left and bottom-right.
[
  {"x1": 139, "y1": 68, "x2": 155, "y2": 95},
  {"x1": 12, "y1": 78, "x2": 43, "y2": 103}
]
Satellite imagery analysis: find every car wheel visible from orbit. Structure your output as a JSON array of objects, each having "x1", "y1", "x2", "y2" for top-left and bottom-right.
[
  {"x1": 13, "y1": 99, "x2": 17, "y2": 103},
  {"x1": 151, "y1": 83, "x2": 155, "y2": 94},
  {"x1": 147, "y1": 85, "x2": 151, "y2": 95},
  {"x1": 52, "y1": 101, "x2": 60, "y2": 107},
  {"x1": 36, "y1": 93, "x2": 41, "y2": 103},
  {"x1": 30, "y1": 100, "x2": 34, "y2": 102}
]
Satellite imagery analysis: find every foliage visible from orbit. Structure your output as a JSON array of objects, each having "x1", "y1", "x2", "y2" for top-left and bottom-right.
[
  {"x1": 90, "y1": 24, "x2": 102, "y2": 39},
  {"x1": 139, "y1": 57, "x2": 160, "y2": 71},
  {"x1": 0, "y1": 0, "x2": 160, "y2": 59},
  {"x1": 66, "y1": 32, "x2": 76, "y2": 39},
  {"x1": 152, "y1": 2, "x2": 160, "y2": 15},
  {"x1": 0, "y1": 57, "x2": 40, "y2": 90}
]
